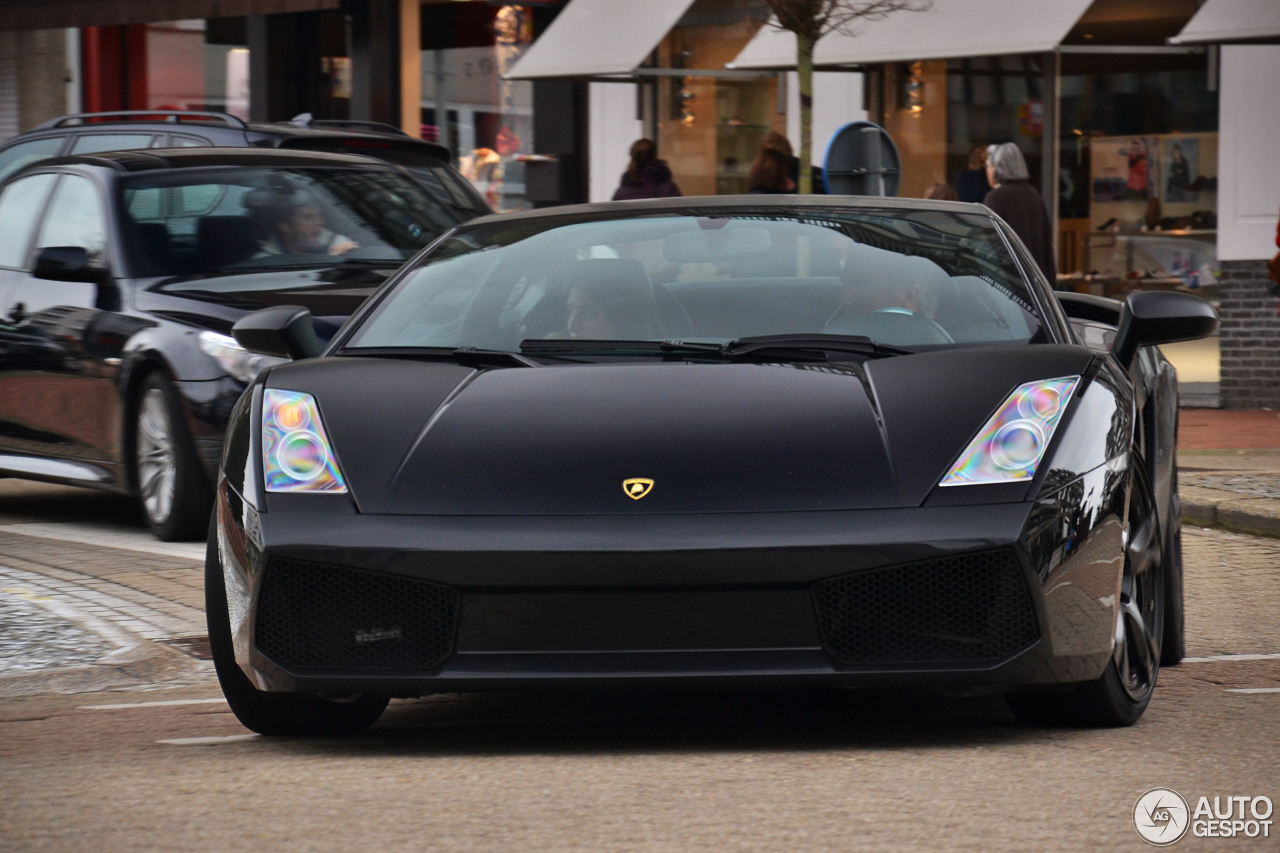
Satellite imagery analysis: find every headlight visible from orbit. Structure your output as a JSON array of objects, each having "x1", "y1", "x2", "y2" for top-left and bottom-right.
[
  {"x1": 199, "y1": 331, "x2": 289, "y2": 383},
  {"x1": 262, "y1": 389, "x2": 348, "y2": 493},
  {"x1": 939, "y1": 376, "x2": 1079, "y2": 487}
]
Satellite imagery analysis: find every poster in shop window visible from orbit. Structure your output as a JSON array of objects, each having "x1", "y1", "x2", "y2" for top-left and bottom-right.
[{"x1": 1090, "y1": 133, "x2": 1217, "y2": 231}]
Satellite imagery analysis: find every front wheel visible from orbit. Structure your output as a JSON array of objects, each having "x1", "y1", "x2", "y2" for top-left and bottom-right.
[
  {"x1": 206, "y1": 518, "x2": 388, "y2": 736},
  {"x1": 1008, "y1": 502, "x2": 1164, "y2": 727},
  {"x1": 133, "y1": 372, "x2": 212, "y2": 541}
]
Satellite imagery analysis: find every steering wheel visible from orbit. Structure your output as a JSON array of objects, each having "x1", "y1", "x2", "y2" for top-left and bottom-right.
[{"x1": 824, "y1": 307, "x2": 955, "y2": 346}]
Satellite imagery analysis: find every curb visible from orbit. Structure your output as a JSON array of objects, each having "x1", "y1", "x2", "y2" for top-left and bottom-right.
[{"x1": 1181, "y1": 486, "x2": 1280, "y2": 539}]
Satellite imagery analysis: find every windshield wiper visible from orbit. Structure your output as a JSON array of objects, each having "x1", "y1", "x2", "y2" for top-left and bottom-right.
[
  {"x1": 520, "y1": 335, "x2": 912, "y2": 362},
  {"x1": 343, "y1": 346, "x2": 541, "y2": 367},
  {"x1": 723, "y1": 334, "x2": 915, "y2": 359}
]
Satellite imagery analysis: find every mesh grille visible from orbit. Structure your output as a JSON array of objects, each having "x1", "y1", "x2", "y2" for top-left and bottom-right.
[
  {"x1": 812, "y1": 550, "x2": 1038, "y2": 667},
  {"x1": 256, "y1": 558, "x2": 459, "y2": 671}
]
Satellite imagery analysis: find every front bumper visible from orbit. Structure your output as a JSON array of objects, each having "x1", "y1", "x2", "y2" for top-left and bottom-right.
[{"x1": 215, "y1": 484, "x2": 1123, "y2": 696}]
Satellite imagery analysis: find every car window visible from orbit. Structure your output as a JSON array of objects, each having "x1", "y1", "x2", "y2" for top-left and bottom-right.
[
  {"x1": 346, "y1": 209, "x2": 1045, "y2": 353},
  {"x1": 35, "y1": 175, "x2": 108, "y2": 266},
  {"x1": 121, "y1": 165, "x2": 465, "y2": 280},
  {"x1": 127, "y1": 182, "x2": 231, "y2": 231},
  {"x1": 68, "y1": 133, "x2": 157, "y2": 155},
  {"x1": 280, "y1": 140, "x2": 486, "y2": 212},
  {"x1": 167, "y1": 134, "x2": 212, "y2": 148},
  {"x1": 0, "y1": 137, "x2": 65, "y2": 183},
  {"x1": 0, "y1": 173, "x2": 58, "y2": 267}
]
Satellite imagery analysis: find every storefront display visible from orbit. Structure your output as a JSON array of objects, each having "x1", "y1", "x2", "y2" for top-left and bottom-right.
[
  {"x1": 421, "y1": 3, "x2": 536, "y2": 213},
  {"x1": 1073, "y1": 132, "x2": 1220, "y2": 302}
]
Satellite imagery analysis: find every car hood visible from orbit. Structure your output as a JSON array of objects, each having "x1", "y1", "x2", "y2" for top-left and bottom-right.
[
  {"x1": 266, "y1": 345, "x2": 1095, "y2": 515},
  {"x1": 137, "y1": 266, "x2": 395, "y2": 336}
]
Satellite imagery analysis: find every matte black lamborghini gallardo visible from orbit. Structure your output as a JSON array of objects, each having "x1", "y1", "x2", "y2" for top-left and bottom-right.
[{"x1": 208, "y1": 196, "x2": 1218, "y2": 735}]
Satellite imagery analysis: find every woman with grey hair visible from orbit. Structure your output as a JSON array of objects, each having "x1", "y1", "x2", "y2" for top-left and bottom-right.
[{"x1": 983, "y1": 142, "x2": 1056, "y2": 287}]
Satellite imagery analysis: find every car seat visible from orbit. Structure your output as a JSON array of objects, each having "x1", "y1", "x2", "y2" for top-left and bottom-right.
[{"x1": 198, "y1": 216, "x2": 262, "y2": 269}]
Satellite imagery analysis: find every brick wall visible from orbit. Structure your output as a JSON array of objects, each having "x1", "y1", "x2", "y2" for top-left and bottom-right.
[{"x1": 1218, "y1": 259, "x2": 1280, "y2": 409}]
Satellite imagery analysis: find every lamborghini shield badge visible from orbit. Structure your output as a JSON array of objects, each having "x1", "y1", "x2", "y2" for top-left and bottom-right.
[{"x1": 623, "y1": 478, "x2": 654, "y2": 500}]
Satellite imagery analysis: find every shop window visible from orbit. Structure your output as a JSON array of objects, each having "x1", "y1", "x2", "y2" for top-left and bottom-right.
[
  {"x1": 421, "y1": 4, "x2": 535, "y2": 213},
  {"x1": 655, "y1": 4, "x2": 782, "y2": 198}
]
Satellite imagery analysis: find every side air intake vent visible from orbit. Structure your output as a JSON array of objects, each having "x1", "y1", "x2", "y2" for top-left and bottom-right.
[
  {"x1": 812, "y1": 550, "x2": 1038, "y2": 667},
  {"x1": 256, "y1": 558, "x2": 459, "y2": 671}
]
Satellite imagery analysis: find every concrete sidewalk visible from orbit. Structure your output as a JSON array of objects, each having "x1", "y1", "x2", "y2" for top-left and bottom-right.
[{"x1": 1177, "y1": 408, "x2": 1280, "y2": 538}]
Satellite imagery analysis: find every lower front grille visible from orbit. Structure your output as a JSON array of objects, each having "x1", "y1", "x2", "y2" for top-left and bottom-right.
[
  {"x1": 256, "y1": 558, "x2": 460, "y2": 671},
  {"x1": 812, "y1": 550, "x2": 1039, "y2": 667}
]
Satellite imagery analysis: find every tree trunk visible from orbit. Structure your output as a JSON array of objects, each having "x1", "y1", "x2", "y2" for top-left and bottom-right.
[{"x1": 796, "y1": 30, "x2": 815, "y2": 194}]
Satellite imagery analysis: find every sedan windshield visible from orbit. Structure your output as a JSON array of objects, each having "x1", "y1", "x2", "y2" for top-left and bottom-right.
[
  {"x1": 344, "y1": 207, "x2": 1048, "y2": 356},
  {"x1": 120, "y1": 165, "x2": 462, "y2": 278}
]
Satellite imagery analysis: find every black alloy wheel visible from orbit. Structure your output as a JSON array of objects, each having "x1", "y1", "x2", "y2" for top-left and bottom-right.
[
  {"x1": 1007, "y1": 478, "x2": 1164, "y2": 727},
  {"x1": 205, "y1": 517, "x2": 389, "y2": 736}
]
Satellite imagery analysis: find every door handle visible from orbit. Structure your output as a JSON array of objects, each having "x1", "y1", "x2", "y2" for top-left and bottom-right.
[{"x1": 7, "y1": 302, "x2": 27, "y2": 324}]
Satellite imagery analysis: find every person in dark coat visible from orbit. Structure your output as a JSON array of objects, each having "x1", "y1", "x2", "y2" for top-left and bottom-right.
[
  {"x1": 983, "y1": 142, "x2": 1057, "y2": 287},
  {"x1": 953, "y1": 145, "x2": 991, "y2": 203},
  {"x1": 612, "y1": 138, "x2": 681, "y2": 200},
  {"x1": 748, "y1": 147, "x2": 795, "y2": 194},
  {"x1": 762, "y1": 131, "x2": 826, "y2": 194}
]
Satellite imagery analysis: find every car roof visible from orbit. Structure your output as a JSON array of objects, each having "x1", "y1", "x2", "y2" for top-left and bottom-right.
[
  {"x1": 24, "y1": 146, "x2": 401, "y2": 174},
  {"x1": 462, "y1": 194, "x2": 992, "y2": 227},
  {"x1": 19, "y1": 111, "x2": 453, "y2": 160}
]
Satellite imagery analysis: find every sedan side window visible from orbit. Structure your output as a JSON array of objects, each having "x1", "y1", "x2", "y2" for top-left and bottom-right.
[
  {"x1": 35, "y1": 175, "x2": 109, "y2": 266},
  {"x1": 0, "y1": 136, "x2": 65, "y2": 183},
  {"x1": 68, "y1": 133, "x2": 156, "y2": 155},
  {"x1": 0, "y1": 173, "x2": 57, "y2": 268}
]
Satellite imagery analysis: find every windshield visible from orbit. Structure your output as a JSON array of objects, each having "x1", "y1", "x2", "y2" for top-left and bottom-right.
[
  {"x1": 343, "y1": 207, "x2": 1047, "y2": 356},
  {"x1": 120, "y1": 165, "x2": 462, "y2": 279}
]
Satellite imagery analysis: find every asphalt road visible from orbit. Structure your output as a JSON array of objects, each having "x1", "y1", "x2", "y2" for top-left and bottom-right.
[{"x1": 0, "y1": 482, "x2": 1277, "y2": 852}]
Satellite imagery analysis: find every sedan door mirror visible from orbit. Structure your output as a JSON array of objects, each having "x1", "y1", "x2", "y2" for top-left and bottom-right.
[
  {"x1": 1111, "y1": 290, "x2": 1219, "y2": 369},
  {"x1": 232, "y1": 304, "x2": 323, "y2": 361},
  {"x1": 32, "y1": 246, "x2": 107, "y2": 284}
]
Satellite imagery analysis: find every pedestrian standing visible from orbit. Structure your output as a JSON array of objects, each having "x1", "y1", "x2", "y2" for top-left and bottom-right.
[
  {"x1": 748, "y1": 147, "x2": 795, "y2": 194},
  {"x1": 762, "y1": 131, "x2": 826, "y2": 194},
  {"x1": 953, "y1": 145, "x2": 991, "y2": 203},
  {"x1": 983, "y1": 142, "x2": 1057, "y2": 287},
  {"x1": 923, "y1": 182, "x2": 958, "y2": 201},
  {"x1": 612, "y1": 139, "x2": 682, "y2": 200}
]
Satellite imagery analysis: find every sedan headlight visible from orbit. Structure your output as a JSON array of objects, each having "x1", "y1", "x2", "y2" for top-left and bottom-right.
[
  {"x1": 262, "y1": 389, "x2": 348, "y2": 493},
  {"x1": 199, "y1": 331, "x2": 289, "y2": 383},
  {"x1": 939, "y1": 376, "x2": 1079, "y2": 487}
]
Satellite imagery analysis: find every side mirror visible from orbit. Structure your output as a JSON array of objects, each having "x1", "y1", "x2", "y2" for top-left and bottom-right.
[
  {"x1": 1111, "y1": 290, "x2": 1219, "y2": 369},
  {"x1": 33, "y1": 246, "x2": 107, "y2": 284},
  {"x1": 232, "y1": 305, "x2": 322, "y2": 360}
]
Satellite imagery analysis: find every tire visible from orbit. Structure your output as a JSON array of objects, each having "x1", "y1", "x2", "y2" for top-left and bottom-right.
[
  {"x1": 1007, "y1": 489, "x2": 1164, "y2": 728},
  {"x1": 205, "y1": 517, "x2": 388, "y2": 736},
  {"x1": 1160, "y1": 522, "x2": 1186, "y2": 666},
  {"x1": 133, "y1": 371, "x2": 213, "y2": 541}
]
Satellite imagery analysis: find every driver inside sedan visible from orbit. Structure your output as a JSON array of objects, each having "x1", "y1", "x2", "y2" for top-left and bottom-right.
[{"x1": 256, "y1": 193, "x2": 358, "y2": 257}]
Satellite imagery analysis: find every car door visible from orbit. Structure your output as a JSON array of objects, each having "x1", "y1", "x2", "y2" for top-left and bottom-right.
[
  {"x1": 0, "y1": 171, "x2": 126, "y2": 471},
  {"x1": 0, "y1": 171, "x2": 59, "y2": 456}
]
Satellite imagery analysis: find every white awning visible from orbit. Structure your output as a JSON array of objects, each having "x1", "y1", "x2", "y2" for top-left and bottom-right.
[
  {"x1": 728, "y1": 0, "x2": 1096, "y2": 70},
  {"x1": 1169, "y1": 0, "x2": 1280, "y2": 44},
  {"x1": 505, "y1": 0, "x2": 698, "y2": 80}
]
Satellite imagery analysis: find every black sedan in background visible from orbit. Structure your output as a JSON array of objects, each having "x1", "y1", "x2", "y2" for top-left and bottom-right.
[
  {"x1": 0, "y1": 147, "x2": 476, "y2": 540},
  {"x1": 211, "y1": 196, "x2": 1217, "y2": 735}
]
